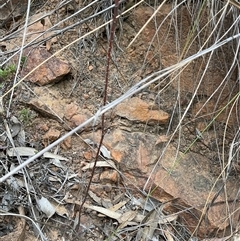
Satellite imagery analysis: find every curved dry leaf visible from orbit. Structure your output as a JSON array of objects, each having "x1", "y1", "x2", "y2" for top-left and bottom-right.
[
  {"x1": 37, "y1": 196, "x2": 55, "y2": 218},
  {"x1": 7, "y1": 147, "x2": 38, "y2": 157},
  {"x1": 88, "y1": 190, "x2": 102, "y2": 204},
  {"x1": 84, "y1": 139, "x2": 95, "y2": 145},
  {"x1": 49, "y1": 199, "x2": 69, "y2": 218},
  {"x1": 51, "y1": 158, "x2": 67, "y2": 170},
  {"x1": 43, "y1": 152, "x2": 68, "y2": 161},
  {"x1": 163, "y1": 230, "x2": 174, "y2": 241},
  {"x1": 141, "y1": 209, "x2": 159, "y2": 241},
  {"x1": 83, "y1": 203, "x2": 121, "y2": 220},
  {"x1": 82, "y1": 160, "x2": 116, "y2": 171},
  {"x1": 7, "y1": 147, "x2": 68, "y2": 161},
  {"x1": 109, "y1": 200, "x2": 128, "y2": 212},
  {"x1": 118, "y1": 210, "x2": 137, "y2": 225},
  {"x1": 10, "y1": 116, "x2": 21, "y2": 138},
  {"x1": 158, "y1": 214, "x2": 178, "y2": 224},
  {"x1": 100, "y1": 145, "x2": 111, "y2": 159},
  {"x1": 17, "y1": 129, "x2": 26, "y2": 146}
]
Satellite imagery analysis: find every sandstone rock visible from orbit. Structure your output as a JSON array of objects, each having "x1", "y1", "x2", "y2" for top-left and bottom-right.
[
  {"x1": 64, "y1": 103, "x2": 79, "y2": 120},
  {"x1": 83, "y1": 150, "x2": 93, "y2": 160},
  {"x1": 100, "y1": 170, "x2": 118, "y2": 183},
  {"x1": 127, "y1": 5, "x2": 178, "y2": 71},
  {"x1": 21, "y1": 48, "x2": 70, "y2": 86},
  {"x1": 149, "y1": 146, "x2": 240, "y2": 236},
  {"x1": 64, "y1": 103, "x2": 94, "y2": 130},
  {"x1": 69, "y1": 113, "x2": 91, "y2": 128},
  {"x1": 131, "y1": 6, "x2": 238, "y2": 128},
  {"x1": 2, "y1": 12, "x2": 57, "y2": 51},
  {"x1": 115, "y1": 97, "x2": 169, "y2": 125},
  {"x1": 60, "y1": 136, "x2": 72, "y2": 150},
  {"x1": 20, "y1": 87, "x2": 95, "y2": 131},
  {"x1": 42, "y1": 128, "x2": 60, "y2": 146},
  {"x1": 22, "y1": 87, "x2": 67, "y2": 121},
  {"x1": 83, "y1": 129, "x2": 240, "y2": 237},
  {"x1": 37, "y1": 123, "x2": 49, "y2": 132},
  {"x1": 23, "y1": 13, "x2": 58, "y2": 50},
  {"x1": 192, "y1": 99, "x2": 238, "y2": 127}
]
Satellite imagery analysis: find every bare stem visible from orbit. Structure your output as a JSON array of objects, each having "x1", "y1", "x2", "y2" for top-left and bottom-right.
[{"x1": 76, "y1": 0, "x2": 119, "y2": 233}]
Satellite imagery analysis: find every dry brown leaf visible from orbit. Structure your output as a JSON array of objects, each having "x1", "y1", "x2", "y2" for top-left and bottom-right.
[
  {"x1": 88, "y1": 190, "x2": 102, "y2": 204},
  {"x1": 98, "y1": 200, "x2": 129, "y2": 218},
  {"x1": 118, "y1": 210, "x2": 137, "y2": 228},
  {"x1": 163, "y1": 230, "x2": 174, "y2": 241},
  {"x1": 82, "y1": 160, "x2": 117, "y2": 170},
  {"x1": 109, "y1": 200, "x2": 128, "y2": 212},
  {"x1": 140, "y1": 209, "x2": 159, "y2": 241},
  {"x1": 83, "y1": 203, "x2": 121, "y2": 220},
  {"x1": 159, "y1": 214, "x2": 178, "y2": 224},
  {"x1": 47, "y1": 198, "x2": 70, "y2": 218}
]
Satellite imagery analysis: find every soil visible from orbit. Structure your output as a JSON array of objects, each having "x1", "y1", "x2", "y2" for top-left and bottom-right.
[{"x1": 0, "y1": 1, "x2": 239, "y2": 241}]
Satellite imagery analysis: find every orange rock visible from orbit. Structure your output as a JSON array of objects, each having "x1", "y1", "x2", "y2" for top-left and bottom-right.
[
  {"x1": 115, "y1": 97, "x2": 169, "y2": 125},
  {"x1": 21, "y1": 48, "x2": 70, "y2": 86},
  {"x1": 60, "y1": 136, "x2": 72, "y2": 150},
  {"x1": 23, "y1": 87, "x2": 67, "y2": 120},
  {"x1": 42, "y1": 128, "x2": 60, "y2": 146},
  {"x1": 155, "y1": 135, "x2": 169, "y2": 145},
  {"x1": 64, "y1": 103, "x2": 94, "y2": 130},
  {"x1": 100, "y1": 170, "x2": 118, "y2": 183},
  {"x1": 37, "y1": 123, "x2": 49, "y2": 132},
  {"x1": 83, "y1": 151, "x2": 93, "y2": 160},
  {"x1": 83, "y1": 129, "x2": 240, "y2": 237},
  {"x1": 64, "y1": 103, "x2": 79, "y2": 120},
  {"x1": 111, "y1": 149, "x2": 123, "y2": 162}
]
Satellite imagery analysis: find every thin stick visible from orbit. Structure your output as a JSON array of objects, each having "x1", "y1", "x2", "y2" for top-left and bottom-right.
[{"x1": 76, "y1": 0, "x2": 120, "y2": 232}]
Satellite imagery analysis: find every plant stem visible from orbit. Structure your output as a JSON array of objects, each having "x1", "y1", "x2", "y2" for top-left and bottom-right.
[{"x1": 76, "y1": 0, "x2": 119, "y2": 233}]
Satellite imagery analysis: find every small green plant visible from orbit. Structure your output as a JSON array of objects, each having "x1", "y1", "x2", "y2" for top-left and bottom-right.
[
  {"x1": 19, "y1": 108, "x2": 35, "y2": 125},
  {"x1": 20, "y1": 56, "x2": 27, "y2": 66},
  {"x1": 0, "y1": 64, "x2": 16, "y2": 79}
]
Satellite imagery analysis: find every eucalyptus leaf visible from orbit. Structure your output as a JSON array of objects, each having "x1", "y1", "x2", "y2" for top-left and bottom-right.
[{"x1": 37, "y1": 196, "x2": 55, "y2": 218}]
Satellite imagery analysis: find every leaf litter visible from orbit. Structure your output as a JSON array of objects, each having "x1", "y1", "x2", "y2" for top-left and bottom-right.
[{"x1": 1, "y1": 115, "x2": 178, "y2": 240}]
